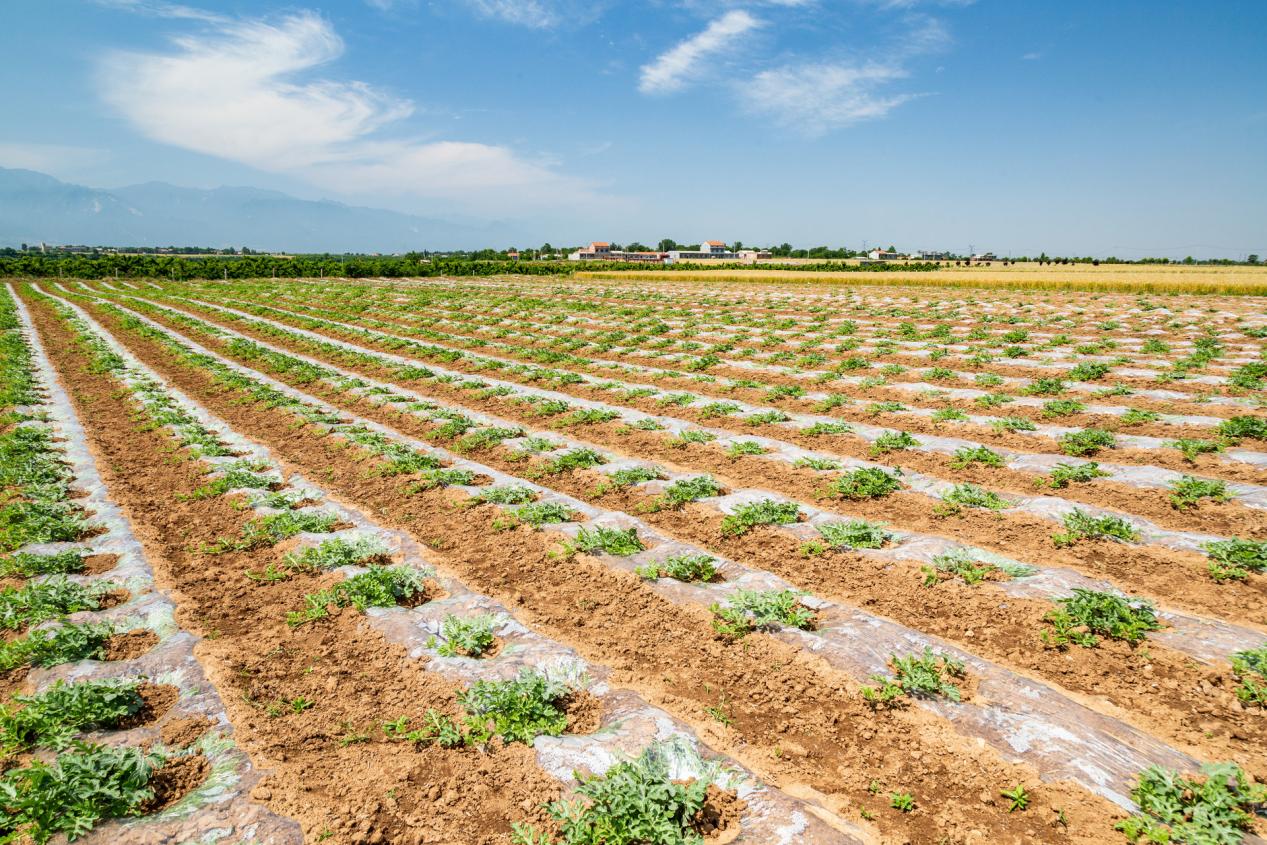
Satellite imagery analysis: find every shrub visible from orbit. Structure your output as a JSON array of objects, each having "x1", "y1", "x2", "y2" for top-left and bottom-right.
[
  {"x1": 829, "y1": 468, "x2": 902, "y2": 500},
  {"x1": 1038, "y1": 461, "x2": 1109, "y2": 489},
  {"x1": 949, "y1": 446, "x2": 1003, "y2": 469},
  {"x1": 1168, "y1": 475, "x2": 1230, "y2": 510},
  {"x1": 710, "y1": 589, "x2": 814, "y2": 637},
  {"x1": 1116, "y1": 763, "x2": 1266, "y2": 844},
  {"x1": 720, "y1": 500, "x2": 800, "y2": 536},
  {"x1": 1052, "y1": 509, "x2": 1139, "y2": 546},
  {"x1": 635, "y1": 554, "x2": 718, "y2": 583},
  {"x1": 818, "y1": 520, "x2": 891, "y2": 550},
  {"x1": 1059, "y1": 428, "x2": 1115, "y2": 456},
  {"x1": 1044, "y1": 589, "x2": 1159, "y2": 648}
]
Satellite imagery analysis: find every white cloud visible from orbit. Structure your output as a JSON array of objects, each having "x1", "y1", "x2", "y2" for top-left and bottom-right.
[
  {"x1": 98, "y1": 10, "x2": 596, "y2": 210},
  {"x1": 639, "y1": 11, "x2": 763, "y2": 95},
  {"x1": 743, "y1": 62, "x2": 920, "y2": 136}
]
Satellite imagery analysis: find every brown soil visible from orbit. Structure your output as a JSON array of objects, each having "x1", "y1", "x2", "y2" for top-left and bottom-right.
[
  {"x1": 96, "y1": 588, "x2": 131, "y2": 609},
  {"x1": 83, "y1": 293, "x2": 1267, "y2": 777},
  {"x1": 26, "y1": 294, "x2": 566, "y2": 845},
  {"x1": 102, "y1": 629, "x2": 160, "y2": 661},
  {"x1": 140, "y1": 752, "x2": 210, "y2": 813},
  {"x1": 82, "y1": 553, "x2": 121, "y2": 575},
  {"x1": 160, "y1": 716, "x2": 213, "y2": 749},
  {"x1": 117, "y1": 683, "x2": 180, "y2": 730},
  {"x1": 58, "y1": 291, "x2": 1134, "y2": 842},
  {"x1": 559, "y1": 688, "x2": 603, "y2": 735},
  {"x1": 131, "y1": 301, "x2": 1267, "y2": 626},
  {"x1": 696, "y1": 783, "x2": 746, "y2": 843}
]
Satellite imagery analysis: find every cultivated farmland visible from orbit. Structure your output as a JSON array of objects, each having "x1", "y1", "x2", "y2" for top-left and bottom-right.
[{"x1": 1, "y1": 274, "x2": 1265, "y2": 844}]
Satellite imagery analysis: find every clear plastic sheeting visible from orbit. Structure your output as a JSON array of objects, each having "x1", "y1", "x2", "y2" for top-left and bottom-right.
[
  {"x1": 8, "y1": 284, "x2": 304, "y2": 845},
  {"x1": 40, "y1": 286, "x2": 863, "y2": 844},
  {"x1": 57, "y1": 289, "x2": 1232, "y2": 813}
]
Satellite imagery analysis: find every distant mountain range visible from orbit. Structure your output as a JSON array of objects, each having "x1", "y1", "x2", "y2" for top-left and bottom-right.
[{"x1": 0, "y1": 168, "x2": 508, "y2": 253}]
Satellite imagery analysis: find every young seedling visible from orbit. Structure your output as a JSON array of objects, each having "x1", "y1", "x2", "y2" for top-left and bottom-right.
[
  {"x1": 1203, "y1": 538, "x2": 1267, "y2": 582},
  {"x1": 1116, "y1": 762, "x2": 1266, "y2": 844},
  {"x1": 869, "y1": 431, "x2": 919, "y2": 456},
  {"x1": 0, "y1": 621, "x2": 116, "y2": 673},
  {"x1": 1230, "y1": 645, "x2": 1267, "y2": 707},
  {"x1": 719, "y1": 500, "x2": 800, "y2": 537},
  {"x1": 1037, "y1": 462, "x2": 1109, "y2": 489},
  {"x1": 862, "y1": 648, "x2": 967, "y2": 704},
  {"x1": 710, "y1": 589, "x2": 815, "y2": 638},
  {"x1": 1042, "y1": 399, "x2": 1086, "y2": 418},
  {"x1": 725, "y1": 440, "x2": 767, "y2": 459},
  {"x1": 570, "y1": 525, "x2": 645, "y2": 556},
  {"x1": 1043, "y1": 588, "x2": 1160, "y2": 649},
  {"x1": 1001, "y1": 784, "x2": 1030, "y2": 813},
  {"x1": 476, "y1": 486, "x2": 537, "y2": 505},
  {"x1": 1166, "y1": 438, "x2": 1224, "y2": 463},
  {"x1": 0, "y1": 577, "x2": 115, "y2": 631},
  {"x1": 931, "y1": 407, "x2": 968, "y2": 423},
  {"x1": 1217, "y1": 415, "x2": 1267, "y2": 442},
  {"x1": 817, "y1": 520, "x2": 891, "y2": 550},
  {"x1": 1059, "y1": 428, "x2": 1116, "y2": 457},
  {"x1": 803, "y1": 421, "x2": 853, "y2": 436},
  {"x1": 828, "y1": 468, "x2": 902, "y2": 500},
  {"x1": 794, "y1": 456, "x2": 843, "y2": 471},
  {"x1": 889, "y1": 792, "x2": 916, "y2": 813},
  {"x1": 949, "y1": 446, "x2": 1004, "y2": 469},
  {"x1": 459, "y1": 668, "x2": 577, "y2": 745},
  {"x1": 666, "y1": 429, "x2": 716, "y2": 449},
  {"x1": 287, "y1": 565, "x2": 429, "y2": 627},
  {"x1": 282, "y1": 536, "x2": 390, "y2": 572},
  {"x1": 1168, "y1": 475, "x2": 1230, "y2": 509},
  {"x1": 939, "y1": 483, "x2": 1010, "y2": 512},
  {"x1": 431, "y1": 614, "x2": 499, "y2": 658},
  {"x1": 205, "y1": 511, "x2": 339, "y2": 554},
  {"x1": 1119, "y1": 408, "x2": 1160, "y2": 426},
  {"x1": 991, "y1": 416, "x2": 1036, "y2": 433},
  {"x1": 513, "y1": 502, "x2": 574, "y2": 527},
  {"x1": 635, "y1": 554, "x2": 718, "y2": 583},
  {"x1": 1051, "y1": 508, "x2": 1139, "y2": 546},
  {"x1": 0, "y1": 678, "x2": 146, "y2": 753}
]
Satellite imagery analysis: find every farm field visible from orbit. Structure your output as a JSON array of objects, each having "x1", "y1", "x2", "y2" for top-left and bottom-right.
[{"x1": 2, "y1": 274, "x2": 1265, "y2": 845}]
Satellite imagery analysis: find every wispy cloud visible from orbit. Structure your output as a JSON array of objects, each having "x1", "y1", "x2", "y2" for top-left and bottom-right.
[
  {"x1": 0, "y1": 143, "x2": 109, "y2": 172},
  {"x1": 97, "y1": 9, "x2": 597, "y2": 210},
  {"x1": 744, "y1": 62, "x2": 919, "y2": 135},
  {"x1": 639, "y1": 10, "x2": 763, "y2": 95}
]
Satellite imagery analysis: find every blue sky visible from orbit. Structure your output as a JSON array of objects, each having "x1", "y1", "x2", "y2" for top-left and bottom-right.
[{"x1": 2, "y1": 0, "x2": 1265, "y2": 257}]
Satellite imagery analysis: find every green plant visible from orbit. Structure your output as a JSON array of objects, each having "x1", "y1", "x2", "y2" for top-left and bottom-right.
[
  {"x1": 710, "y1": 589, "x2": 815, "y2": 638},
  {"x1": 0, "y1": 577, "x2": 113, "y2": 631},
  {"x1": 477, "y1": 486, "x2": 537, "y2": 505},
  {"x1": 1001, "y1": 784, "x2": 1030, "y2": 813},
  {"x1": 666, "y1": 429, "x2": 716, "y2": 448},
  {"x1": 607, "y1": 467, "x2": 666, "y2": 487},
  {"x1": 1230, "y1": 645, "x2": 1267, "y2": 707},
  {"x1": 744, "y1": 410, "x2": 790, "y2": 426},
  {"x1": 206, "y1": 511, "x2": 339, "y2": 553},
  {"x1": 1059, "y1": 428, "x2": 1115, "y2": 456},
  {"x1": 1042, "y1": 399, "x2": 1086, "y2": 418},
  {"x1": 867, "y1": 401, "x2": 907, "y2": 416},
  {"x1": 1218, "y1": 415, "x2": 1267, "y2": 442},
  {"x1": 0, "y1": 742, "x2": 163, "y2": 843},
  {"x1": 530, "y1": 741, "x2": 722, "y2": 845},
  {"x1": 931, "y1": 407, "x2": 968, "y2": 423},
  {"x1": 925, "y1": 549, "x2": 1032, "y2": 585},
  {"x1": 1168, "y1": 475, "x2": 1230, "y2": 509},
  {"x1": 1203, "y1": 538, "x2": 1267, "y2": 582},
  {"x1": 1051, "y1": 508, "x2": 1139, "y2": 546},
  {"x1": 1167, "y1": 438, "x2": 1224, "y2": 463},
  {"x1": 571, "y1": 525, "x2": 644, "y2": 556},
  {"x1": 719, "y1": 500, "x2": 800, "y2": 537},
  {"x1": 635, "y1": 554, "x2": 718, "y2": 583},
  {"x1": 940, "y1": 483, "x2": 1010, "y2": 511},
  {"x1": 541, "y1": 448, "x2": 607, "y2": 475},
  {"x1": 1043, "y1": 589, "x2": 1159, "y2": 648},
  {"x1": 793, "y1": 456, "x2": 843, "y2": 471},
  {"x1": 991, "y1": 416, "x2": 1036, "y2": 432},
  {"x1": 1069, "y1": 361, "x2": 1111, "y2": 381},
  {"x1": 1023, "y1": 378, "x2": 1066, "y2": 396},
  {"x1": 433, "y1": 614, "x2": 499, "y2": 658},
  {"x1": 287, "y1": 566, "x2": 429, "y2": 626},
  {"x1": 863, "y1": 648, "x2": 966, "y2": 704},
  {"x1": 0, "y1": 551, "x2": 87, "y2": 578},
  {"x1": 817, "y1": 520, "x2": 891, "y2": 550},
  {"x1": 697, "y1": 402, "x2": 741, "y2": 419},
  {"x1": 658, "y1": 476, "x2": 723, "y2": 509},
  {"x1": 282, "y1": 536, "x2": 389, "y2": 572},
  {"x1": 949, "y1": 445, "x2": 1004, "y2": 469},
  {"x1": 889, "y1": 792, "x2": 915, "y2": 813},
  {"x1": 829, "y1": 467, "x2": 902, "y2": 500},
  {"x1": 1038, "y1": 462, "x2": 1109, "y2": 488},
  {"x1": 975, "y1": 393, "x2": 1013, "y2": 409},
  {"x1": 459, "y1": 669, "x2": 575, "y2": 745},
  {"x1": 725, "y1": 440, "x2": 767, "y2": 459},
  {"x1": 0, "y1": 621, "x2": 116, "y2": 673},
  {"x1": 1116, "y1": 762, "x2": 1266, "y2": 844},
  {"x1": 1119, "y1": 408, "x2": 1160, "y2": 426},
  {"x1": 513, "y1": 502, "x2": 574, "y2": 527},
  {"x1": 803, "y1": 421, "x2": 853, "y2": 436},
  {"x1": 0, "y1": 679, "x2": 145, "y2": 753},
  {"x1": 869, "y1": 431, "x2": 919, "y2": 456}
]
